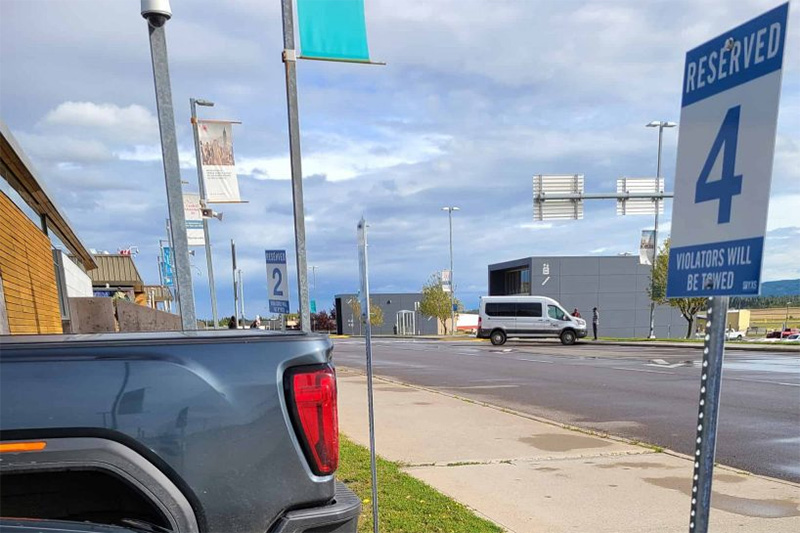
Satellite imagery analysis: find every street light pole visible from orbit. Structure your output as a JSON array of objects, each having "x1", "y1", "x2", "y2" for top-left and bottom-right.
[
  {"x1": 142, "y1": 0, "x2": 197, "y2": 330},
  {"x1": 190, "y1": 97, "x2": 219, "y2": 328},
  {"x1": 646, "y1": 121, "x2": 677, "y2": 339},
  {"x1": 442, "y1": 207, "x2": 459, "y2": 335}
]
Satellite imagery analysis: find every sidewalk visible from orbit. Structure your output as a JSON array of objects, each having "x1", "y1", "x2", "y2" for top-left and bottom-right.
[{"x1": 337, "y1": 369, "x2": 800, "y2": 533}]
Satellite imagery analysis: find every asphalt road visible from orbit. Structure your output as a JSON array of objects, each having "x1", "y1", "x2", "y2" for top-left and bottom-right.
[{"x1": 332, "y1": 338, "x2": 800, "y2": 483}]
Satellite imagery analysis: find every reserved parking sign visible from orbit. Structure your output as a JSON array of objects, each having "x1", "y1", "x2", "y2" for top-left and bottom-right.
[{"x1": 667, "y1": 3, "x2": 788, "y2": 298}]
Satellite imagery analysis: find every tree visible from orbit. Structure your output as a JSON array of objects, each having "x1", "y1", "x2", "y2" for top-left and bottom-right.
[
  {"x1": 347, "y1": 296, "x2": 384, "y2": 331},
  {"x1": 312, "y1": 310, "x2": 336, "y2": 332},
  {"x1": 419, "y1": 273, "x2": 462, "y2": 334},
  {"x1": 649, "y1": 238, "x2": 707, "y2": 338}
]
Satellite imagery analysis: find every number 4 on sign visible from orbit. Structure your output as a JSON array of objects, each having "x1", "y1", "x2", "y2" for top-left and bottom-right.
[{"x1": 695, "y1": 105, "x2": 743, "y2": 224}]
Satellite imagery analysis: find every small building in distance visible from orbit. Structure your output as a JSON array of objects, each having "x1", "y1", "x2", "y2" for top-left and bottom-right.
[
  {"x1": 488, "y1": 255, "x2": 686, "y2": 338},
  {"x1": 334, "y1": 293, "x2": 440, "y2": 336}
]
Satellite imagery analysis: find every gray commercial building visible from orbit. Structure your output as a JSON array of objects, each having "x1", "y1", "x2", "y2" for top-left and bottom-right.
[
  {"x1": 335, "y1": 293, "x2": 439, "y2": 336},
  {"x1": 488, "y1": 256, "x2": 687, "y2": 338}
]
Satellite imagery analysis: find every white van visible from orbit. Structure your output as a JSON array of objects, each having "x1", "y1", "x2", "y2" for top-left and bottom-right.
[{"x1": 477, "y1": 295, "x2": 588, "y2": 346}]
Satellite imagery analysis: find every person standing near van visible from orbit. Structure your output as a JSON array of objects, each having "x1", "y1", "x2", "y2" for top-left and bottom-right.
[{"x1": 592, "y1": 307, "x2": 599, "y2": 340}]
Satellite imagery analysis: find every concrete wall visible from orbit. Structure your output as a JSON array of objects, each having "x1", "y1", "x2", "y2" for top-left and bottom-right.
[
  {"x1": 335, "y1": 293, "x2": 440, "y2": 335},
  {"x1": 68, "y1": 297, "x2": 116, "y2": 332},
  {"x1": 67, "y1": 297, "x2": 181, "y2": 333},
  {"x1": 59, "y1": 251, "x2": 93, "y2": 297},
  {"x1": 489, "y1": 256, "x2": 688, "y2": 338},
  {"x1": 116, "y1": 299, "x2": 181, "y2": 332}
]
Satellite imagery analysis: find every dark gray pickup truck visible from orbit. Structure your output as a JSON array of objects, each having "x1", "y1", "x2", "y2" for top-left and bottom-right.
[{"x1": 0, "y1": 331, "x2": 360, "y2": 533}]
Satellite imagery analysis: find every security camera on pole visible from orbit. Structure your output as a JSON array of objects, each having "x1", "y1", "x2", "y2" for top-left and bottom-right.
[{"x1": 141, "y1": 0, "x2": 197, "y2": 330}]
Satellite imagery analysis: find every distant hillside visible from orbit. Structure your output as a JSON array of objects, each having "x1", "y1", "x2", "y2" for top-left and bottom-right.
[{"x1": 761, "y1": 279, "x2": 800, "y2": 296}]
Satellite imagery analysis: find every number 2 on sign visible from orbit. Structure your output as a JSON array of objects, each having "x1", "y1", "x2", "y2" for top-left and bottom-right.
[
  {"x1": 695, "y1": 105, "x2": 743, "y2": 224},
  {"x1": 272, "y1": 268, "x2": 284, "y2": 296}
]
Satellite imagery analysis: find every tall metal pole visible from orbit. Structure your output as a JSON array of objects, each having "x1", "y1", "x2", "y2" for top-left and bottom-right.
[
  {"x1": 239, "y1": 269, "x2": 245, "y2": 321},
  {"x1": 231, "y1": 239, "x2": 238, "y2": 327},
  {"x1": 648, "y1": 126, "x2": 664, "y2": 339},
  {"x1": 280, "y1": 0, "x2": 311, "y2": 333},
  {"x1": 448, "y1": 209, "x2": 455, "y2": 335},
  {"x1": 143, "y1": 4, "x2": 196, "y2": 330},
  {"x1": 357, "y1": 218, "x2": 380, "y2": 533},
  {"x1": 689, "y1": 296, "x2": 729, "y2": 533},
  {"x1": 190, "y1": 98, "x2": 219, "y2": 328}
]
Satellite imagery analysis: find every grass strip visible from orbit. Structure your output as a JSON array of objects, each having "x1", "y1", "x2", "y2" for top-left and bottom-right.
[{"x1": 338, "y1": 435, "x2": 502, "y2": 533}]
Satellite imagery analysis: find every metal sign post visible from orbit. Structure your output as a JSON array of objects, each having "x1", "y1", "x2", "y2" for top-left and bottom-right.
[
  {"x1": 357, "y1": 217, "x2": 379, "y2": 533},
  {"x1": 280, "y1": 0, "x2": 311, "y2": 333},
  {"x1": 667, "y1": 5, "x2": 789, "y2": 532}
]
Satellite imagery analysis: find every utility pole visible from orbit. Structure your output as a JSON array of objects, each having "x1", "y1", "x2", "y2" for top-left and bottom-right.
[
  {"x1": 141, "y1": 0, "x2": 196, "y2": 330},
  {"x1": 646, "y1": 121, "x2": 677, "y2": 338},
  {"x1": 442, "y1": 207, "x2": 459, "y2": 335},
  {"x1": 190, "y1": 97, "x2": 219, "y2": 328},
  {"x1": 280, "y1": 0, "x2": 311, "y2": 333},
  {"x1": 231, "y1": 239, "x2": 238, "y2": 328},
  {"x1": 311, "y1": 265, "x2": 317, "y2": 331},
  {"x1": 238, "y1": 269, "x2": 245, "y2": 322}
]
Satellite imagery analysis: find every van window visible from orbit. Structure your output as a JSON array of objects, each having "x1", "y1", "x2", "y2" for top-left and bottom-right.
[
  {"x1": 547, "y1": 305, "x2": 568, "y2": 321},
  {"x1": 485, "y1": 303, "x2": 515, "y2": 317},
  {"x1": 517, "y1": 302, "x2": 542, "y2": 317}
]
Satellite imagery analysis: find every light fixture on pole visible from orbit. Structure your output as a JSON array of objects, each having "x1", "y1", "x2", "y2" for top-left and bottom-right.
[
  {"x1": 645, "y1": 120, "x2": 677, "y2": 339},
  {"x1": 442, "y1": 206, "x2": 460, "y2": 336},
  {"x1": 190, "y1": 97, "x2": 220, "y2": 328}
]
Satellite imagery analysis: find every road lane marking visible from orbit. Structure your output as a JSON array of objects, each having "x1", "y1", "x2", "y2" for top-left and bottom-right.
[
  {"x1": 725, "y1": 377, "x2": 800, "y2": 387},
  {"x1": 610, "y1": 367, "x2": 674, "y2": 375}
]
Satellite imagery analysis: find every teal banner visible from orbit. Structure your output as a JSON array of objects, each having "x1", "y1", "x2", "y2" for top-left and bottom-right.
[{"x1": 297, "y1": 0, "x2": 370, "y2": 62}]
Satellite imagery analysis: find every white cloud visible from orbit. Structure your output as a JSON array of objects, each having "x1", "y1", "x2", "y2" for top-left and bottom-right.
[
  {"x1": 238, "y1": 131, "x2": 451, "y2": 182},
  {"x1": 41, "y1": 102, "x2": 159, "y2": 145},
  {"x1": 14, "y1": 132, "x2": 114, "y2": 164}
]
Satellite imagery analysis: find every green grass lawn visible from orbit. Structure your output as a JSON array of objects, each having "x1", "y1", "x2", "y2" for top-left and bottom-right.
[{"x1": 337, "y1": 436, "x2": 502, "y2": 533}]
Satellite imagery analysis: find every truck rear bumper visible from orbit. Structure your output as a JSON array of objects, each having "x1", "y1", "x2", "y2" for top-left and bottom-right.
[{"x1": 270, "y1": 481, "x2": 360, "y2": 533}]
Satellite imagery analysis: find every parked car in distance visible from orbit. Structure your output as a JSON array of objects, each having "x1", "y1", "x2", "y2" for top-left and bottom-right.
[
  {"x1": 766, "y1": 328, "x2": 799, "y2": 339},
  {"x1": 725, "y1": 329, "x2": 746, "y2": 340},
  {"x1": 477, "y1": 295, "x2": 587, "y2": 346},
  {"x1": 784, "y1": 333, "x2": 800, "y2": 342}
]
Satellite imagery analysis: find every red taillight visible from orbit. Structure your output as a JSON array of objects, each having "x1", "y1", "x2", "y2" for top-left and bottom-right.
[
  {"x1": 478, "y1": 316, "x2": 482, "y2": 328},
  {"x1": 286, "y1": 365, "x2": 339, "y2": 475}
]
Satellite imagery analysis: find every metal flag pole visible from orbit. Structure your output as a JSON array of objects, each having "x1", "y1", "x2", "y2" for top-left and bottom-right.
[
  {"x1": 357, "y1": 217, "x2": 379, "y2": 533},
  {"x1": 141, "y1": 0, "x2": 196, "y2": 330},
  {"x1": 231, "y1": 239, "x2": 238, "y2": 328},
  {"x1": 239, "y1": 269, "x2": 245, "y2": 322},
  {"x1": 689, "y1": 296, "x2": 729, "y2": 533},
  {"x1": 190, "y1": 98, "x2": 219, "y2": 328},
  {"x1": 280, "y1": 0, "x2": 311, "y2": 333}
]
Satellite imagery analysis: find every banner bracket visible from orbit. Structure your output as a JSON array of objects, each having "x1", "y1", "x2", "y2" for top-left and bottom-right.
[{"x1": 283, "y1": 49, "x2": 297, "y2": 62}]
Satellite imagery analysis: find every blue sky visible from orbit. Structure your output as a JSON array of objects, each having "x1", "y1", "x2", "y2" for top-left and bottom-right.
[{"x1": 1, "y1": 0, "x2": 798, "y2": 317}]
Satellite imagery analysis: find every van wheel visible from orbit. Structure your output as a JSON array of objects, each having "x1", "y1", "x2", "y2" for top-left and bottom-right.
[
  {"x1": 490, "y1": 330, "x2": 507, "y2": 346},
  {"x1": 560, "y1": 330, "x2": 577, "y2": 345}
]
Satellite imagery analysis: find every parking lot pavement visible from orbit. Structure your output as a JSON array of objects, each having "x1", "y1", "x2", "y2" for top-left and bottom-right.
[{"x1": 338, "y1": 370, "x2": 800, "y2": 533}]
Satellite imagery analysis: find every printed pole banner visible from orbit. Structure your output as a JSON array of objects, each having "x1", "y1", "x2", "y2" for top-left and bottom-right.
[
  {"x1": 198, "y1": 120, "x2": 242, "y2": 203},
  {"x1": 161, "y1": 246, "x2": 174, "y2": 287},
  {"x1": 297, "y1": 0, "x2": 371, "y2": 62},
  {"x1": 441, "y1": 269, "x2": 452, "y2": 293},
  {"x1": 183, "y1": 192, "x2": 205, "y2": 246},
  {"x1": 639, "y1": 229, "x2": 655, "y2": 265}
]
